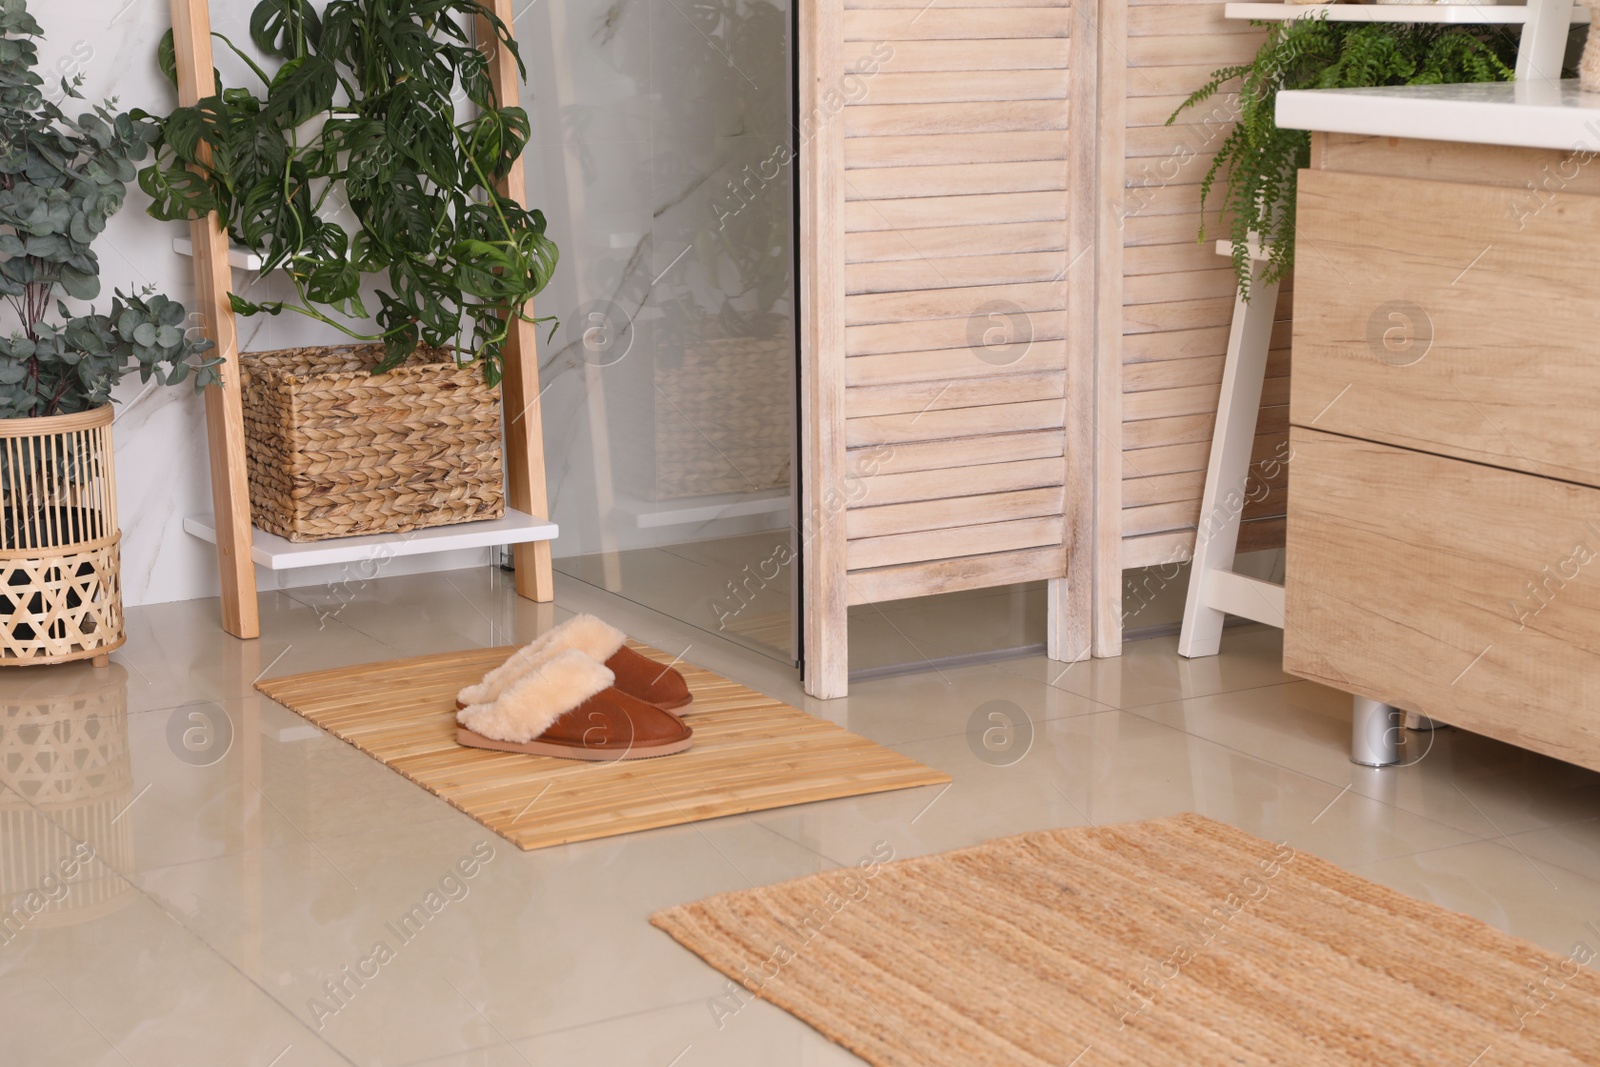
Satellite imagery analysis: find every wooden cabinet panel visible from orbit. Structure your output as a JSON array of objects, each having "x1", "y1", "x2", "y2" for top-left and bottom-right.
[
  {"x1": 852, "y1": 429, "x2": 1063, "y2": 474},
  {"x1": 1284, "y1": 427, "x2": 1600, "y2": 774},
  {"x1": 1294, "y1": 168, "x2": 1600, "y2": 489},
  {"x1": 842, "y1": 38, "x2": 1067, "y2": 71},
  {"x1": 847, "y1": 373, "x2": 1065, "y2": 417}
]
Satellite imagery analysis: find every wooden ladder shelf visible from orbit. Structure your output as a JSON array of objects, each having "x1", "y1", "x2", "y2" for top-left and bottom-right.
[{"x1": 167, "y1": 0, "x2": 555, "y2": 639}]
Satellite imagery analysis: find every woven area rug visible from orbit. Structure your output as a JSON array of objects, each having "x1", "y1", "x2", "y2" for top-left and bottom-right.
[
  {"x1": 652, "y1": 813, "x2": 1600, "y2": 1066},
  {"x1": 256, "y1": 643, "x2": 948, "y2": 851}
]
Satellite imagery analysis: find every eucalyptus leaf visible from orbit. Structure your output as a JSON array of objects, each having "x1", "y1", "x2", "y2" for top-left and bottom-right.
[
  {"x1": 58, "y1": 267, "x2": 98, "y2": 300},
  {"x1": 1, "y1": 0, "x2": 219, "y2": 417}
]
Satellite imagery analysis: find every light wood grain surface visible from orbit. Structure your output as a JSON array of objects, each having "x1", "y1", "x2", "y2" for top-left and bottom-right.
[
  {"x1": 257, "y1": 643, "x2": 950, "y2": 850},
  {"x1": 1294, "y1": 167, "x2": 1600, "y2": 489},
  {"x1": 170, "y1": 0, "x2": 259, "y2": 639},
  {"x1": 1284, "y1": 428, "x2": 1600, "y2": 774},
  {"x1": 1093, "y1": 0, "x2": 1287, "y2": 657}
]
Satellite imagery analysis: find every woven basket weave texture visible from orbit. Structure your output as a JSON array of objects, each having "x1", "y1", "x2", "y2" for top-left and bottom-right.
[{"x1": 241, "y1": 344, "x2": 505, "y2": 542}]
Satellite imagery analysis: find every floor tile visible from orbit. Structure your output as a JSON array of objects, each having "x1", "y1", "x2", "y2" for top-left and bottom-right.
[
  {"x1": 134, "y1": 813, "x2": 833, "y2": 1064},
  {"x1": 997, "y1": 623, "x2": 1296, "y2": 710},
  {"x1": 1347, "y1": 837, "x2": 1600, "y2": 960},
  {"x1": 4, "y1": 562, "x2": 1598, "y2": 1066},
  {"x1": 755, "y1": 709, "x2": 1477, "y2": 872},
  {"x1": 1128, "y1": 679, "x2": 1600, "y2": 840},
  {"x1": 0, "y1": 886, "x2": 347, "y2": 1067}
]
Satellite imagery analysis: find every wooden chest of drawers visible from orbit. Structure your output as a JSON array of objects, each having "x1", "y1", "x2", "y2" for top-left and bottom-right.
[{"x1": 1284, "y1": 136, "x2": 1600, "y2": 773}]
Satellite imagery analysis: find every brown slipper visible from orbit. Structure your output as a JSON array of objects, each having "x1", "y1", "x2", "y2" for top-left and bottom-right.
[
  {"x1": 456, "y1": 614, "x2": 693, "y2": 713},
  {"x1": 455, "y1": 649, "x2": 693, "y2": 762}
]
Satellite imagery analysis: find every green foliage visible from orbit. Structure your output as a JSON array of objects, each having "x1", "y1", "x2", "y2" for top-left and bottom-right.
[
  {"x1": 137, "y1": 0, "x2": 560, "y2": 383},
  {"x1": 1171, "y1": 18, "x2": 1516, "y2": 299},
  {"x1": 0, "y1": 0, "x2": 218, "y2": 417},
  {"x1": 0, "y1": 290, "x2": 212, "y2": 416}
]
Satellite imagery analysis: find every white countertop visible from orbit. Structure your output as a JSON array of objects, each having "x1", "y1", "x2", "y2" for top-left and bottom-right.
[{"x1": 1277, "y1": 80, "x2": 1600, "y2": 152}]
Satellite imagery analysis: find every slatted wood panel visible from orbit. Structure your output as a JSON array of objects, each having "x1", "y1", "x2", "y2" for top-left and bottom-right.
[
  {"x1": 836, "y1": 0, "x2": 1081, "y2": 614},
  {"x1": 256, "y1": 643, "x2": 950, "y2": 850},
  {"x1": 1095, "y1": 0, "x2": 1287, "y2": 652}
]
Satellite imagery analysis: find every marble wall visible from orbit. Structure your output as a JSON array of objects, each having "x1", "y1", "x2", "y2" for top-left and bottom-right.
[
  {"x1": 15, "y1": 0, "x2": 794, "y2": 608},
  {"x1": 513, "y1": 0, "x2": 797, "y2": 557}
]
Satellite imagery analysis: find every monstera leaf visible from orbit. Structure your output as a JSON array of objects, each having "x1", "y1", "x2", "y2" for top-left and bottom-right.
[{"x1": 137, "y1": 0, "x2": 559, "y2": 384}]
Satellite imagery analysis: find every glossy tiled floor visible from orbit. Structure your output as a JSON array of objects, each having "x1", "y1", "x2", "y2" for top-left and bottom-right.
[{"x1": 3, "y1": 566, "x2": 1598, "y2": 1066}]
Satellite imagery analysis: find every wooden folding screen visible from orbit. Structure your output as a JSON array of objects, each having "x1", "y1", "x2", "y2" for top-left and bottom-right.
[
  {"x1": 800, "y1": 0, "x2": 1097, "y2": 697},
  {"x1": 800, "y1": 0, "x2": 1289, "y2": 691},
  {"x1": 1095, "y1": 2, "x2": 1288, "y2": 656}
]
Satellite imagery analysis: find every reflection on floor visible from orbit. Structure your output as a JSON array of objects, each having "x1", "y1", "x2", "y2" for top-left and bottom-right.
[
  {"x1": 558, "y1": 531, "x2": 796, "y2": 662},
  {"x1": 557, "y1": 533, "x2": 1285, "y2": 678},
  {"x1": 556, "y1": 532, "x2": 1051, "y2": 671},
  {"x1": 2, "y1": 566, "x2": 1598, "y2": 1065}
]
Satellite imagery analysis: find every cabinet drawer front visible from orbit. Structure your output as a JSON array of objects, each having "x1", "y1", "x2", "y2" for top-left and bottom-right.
[
  {"x1": 1291, "y1": 168, "x2": 1600, "y2": 488},
  {"x1": 1284, "y1": 428, "x2": 1600, "y2": 773}
]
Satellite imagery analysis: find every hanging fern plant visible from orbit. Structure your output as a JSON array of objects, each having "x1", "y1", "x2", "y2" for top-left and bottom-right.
[{"x1": 1170, "y1": 18, "x2": 1516, "y2": 300}]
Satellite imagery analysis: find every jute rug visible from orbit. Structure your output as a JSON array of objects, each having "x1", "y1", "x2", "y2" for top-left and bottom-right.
[
  {"x1": 653, "y1": 813, "x2": 1600, "y2": 1066},
  {"x1": 256, "y1": 643, "x2": 948, "y2": 851}
]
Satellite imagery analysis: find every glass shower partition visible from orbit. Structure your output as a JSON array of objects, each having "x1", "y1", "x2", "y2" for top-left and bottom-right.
[{"x1": 514, "y1": 0, "x2": 799, "y2": 664}]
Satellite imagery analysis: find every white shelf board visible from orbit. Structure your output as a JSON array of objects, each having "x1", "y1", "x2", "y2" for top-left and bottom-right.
[
  {"x1": 1278, "y1": 78, "x2": 1600, "y2": 150},
  {"x1": 172, "y1": 237, "x2": 265, "y2": 271},
  {"x1": 1225, "y1": 2, "x2": 1587, "y2": 23},
  {"x1": 615, "y1": 490, "x2": 791, "y2": 530},
  {"x1": 184, "y1": 509, "x2": 557, "y2": 570}
]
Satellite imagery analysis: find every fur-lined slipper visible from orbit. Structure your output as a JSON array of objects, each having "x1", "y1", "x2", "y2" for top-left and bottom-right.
[
  {"x1": 456, "y1": 649, "x2": 693, "y2": 761},
  {"x1": 456, "y1": 614, "x2": 693, "y2": 713}
]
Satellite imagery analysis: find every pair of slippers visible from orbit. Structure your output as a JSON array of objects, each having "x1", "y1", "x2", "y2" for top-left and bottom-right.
[{"x1": 455, "y1": 615, "x2": 696, "y2": 762}]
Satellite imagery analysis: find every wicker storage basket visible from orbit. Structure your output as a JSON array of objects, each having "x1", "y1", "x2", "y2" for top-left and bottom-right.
[
  {"x1": 241, "y1": 344, "x2": 505, "y2": 542},
  {"x1": 649, "y1": 336, "x2": 792, "y2": 500},
  {"x1": 0, "y1": 405, "x2": 124, "y2": 666}
]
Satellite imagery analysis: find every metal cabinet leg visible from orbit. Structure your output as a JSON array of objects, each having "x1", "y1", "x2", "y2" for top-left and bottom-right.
[{"x1": 1351, "y1": 697, "x2": 1401, "y2": 767}]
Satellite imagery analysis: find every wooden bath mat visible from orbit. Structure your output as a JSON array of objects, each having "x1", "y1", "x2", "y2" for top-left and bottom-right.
[
  {"x1": 256, "y1": 643, "x2": 948, "y2": 850},
  {"x1": 654, "y1": 813, "x2": 1600, "y2": 1066}
]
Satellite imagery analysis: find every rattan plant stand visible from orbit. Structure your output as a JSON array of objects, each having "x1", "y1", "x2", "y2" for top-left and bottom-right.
[{"x1": 0, "y1": 405, "x2": 124, "y2": 667}]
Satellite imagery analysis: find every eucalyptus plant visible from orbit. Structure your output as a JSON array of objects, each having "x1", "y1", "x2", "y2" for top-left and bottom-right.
[
  {"x1": 0, "y1": 0, "x2": 218, "y2": 418},
  {"x1": 1171, "y1": 18, "x2": 1516, "y2": 299},
  {"x1": 136, "y1": 0, "x2": 559, "y2": 384}
]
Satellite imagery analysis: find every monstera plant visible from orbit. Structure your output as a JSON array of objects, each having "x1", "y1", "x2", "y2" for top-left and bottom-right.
[
  {"x1": 0, "y1": 0, "x2": 217, "y2": 417},
  {"x1": 135, "y1": 0, "x2": 559, "y2": 383}
]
